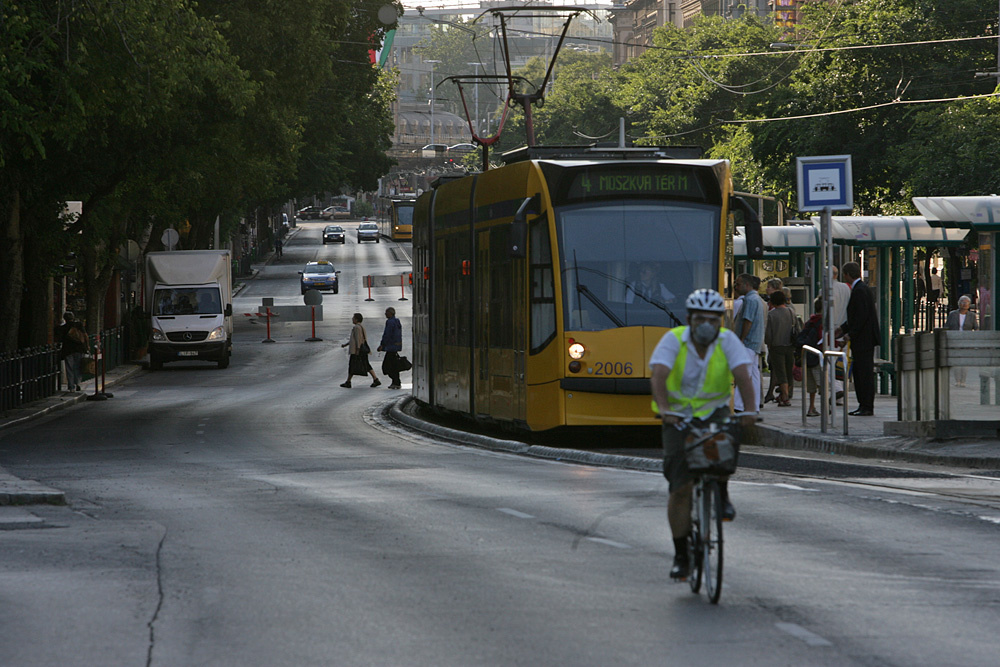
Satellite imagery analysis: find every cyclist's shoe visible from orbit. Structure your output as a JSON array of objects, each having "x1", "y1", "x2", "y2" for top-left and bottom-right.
[
  {"x1": 669, "y1": 554, "x2": 689, "y2": 581},
  {"x1": 722, "y1": 499, "x2": 736, "y2": 522}
]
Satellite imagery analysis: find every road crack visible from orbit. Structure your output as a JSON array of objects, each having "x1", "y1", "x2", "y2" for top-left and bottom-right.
[{"x1": 146, "y1": 526, "x2": 167, "y2": 667}]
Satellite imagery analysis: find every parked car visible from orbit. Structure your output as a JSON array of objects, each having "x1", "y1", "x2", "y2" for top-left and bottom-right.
[
  {"x1": 299, "y1": 260, "x2": 339, "y2": 294},
  {"x1": 357, "y1": 221, "x2": 380, "y2": 243},
  {"x1": 297, "y1": 206, "x2": 322, "y2": 220},
  {"x1": 448, "y1": 143, "x2": 477, "y2": 154},
  {"x1": 332, "y1": 206, "x2": 351, "y2": 219},
  {"x1": 323, "y1": 225, "x2": 346, "y2": 244}
]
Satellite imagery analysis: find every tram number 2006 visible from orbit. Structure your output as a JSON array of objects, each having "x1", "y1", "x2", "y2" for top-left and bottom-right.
[{"x1": 593, "y1": 362, "x2": 633, "y2": 376}]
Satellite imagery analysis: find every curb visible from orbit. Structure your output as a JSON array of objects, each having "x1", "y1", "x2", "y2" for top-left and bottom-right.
[
  {"x1": 386, "y1": 396, "x2": 1000, "y2": 472},
  {"x1": 387, "y1": 396, "x2": 662, "y2": 473},
  {"x1": 0, "y1": 364, "x2": 144, "y2": 432},
  {"x1": 0, "y1": 482, "x2": 66, "y2": 506},
  {"x1": 745, "y1": 423, "x2": 1000, "y2": 469}
]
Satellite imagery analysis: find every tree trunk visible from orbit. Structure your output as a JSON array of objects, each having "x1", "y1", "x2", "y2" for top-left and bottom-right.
[{"x1": 0, "y1": 189, "x2": 24, "y2": 353}]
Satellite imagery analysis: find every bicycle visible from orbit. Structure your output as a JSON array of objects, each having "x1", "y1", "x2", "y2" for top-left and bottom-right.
[{"x1": 676, "y1": 418, "x2": 739, "y2": 604}]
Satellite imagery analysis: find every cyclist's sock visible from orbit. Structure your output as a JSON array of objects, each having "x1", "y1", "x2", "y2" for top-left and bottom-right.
[
  {"x1": 719, "y1": 480, "x2": 730, "y2": 504},
  {"x1": 672, "y1": 536, "x2": 690, "y2": 560}
]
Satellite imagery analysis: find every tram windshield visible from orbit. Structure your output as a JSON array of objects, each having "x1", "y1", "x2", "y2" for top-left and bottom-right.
[
  {"x1": 395, "y1": 205, "x2": 414, "y2": 226},
  {"x1": 557, "y1": 200, "x2": 720, "y2": 330}
]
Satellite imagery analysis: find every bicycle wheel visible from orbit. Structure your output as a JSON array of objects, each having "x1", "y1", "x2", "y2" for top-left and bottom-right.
[
  {"x1": 687, "y1": 482, "x2": 703, "y2": 593},
  {"x1": 702, "y1": 480, "x2": 724, "y2": 604}
]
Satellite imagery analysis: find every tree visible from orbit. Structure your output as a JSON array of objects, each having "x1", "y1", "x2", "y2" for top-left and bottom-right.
[
  {"x1": 1, "y1": 0, "x2": 252, "y2": 349},
  {"x1": 0, "y1": 0, "x2": 398, "y2": 351},
  {"x1": 735, "y1": 0, "x2": 997, "y2": 213}
]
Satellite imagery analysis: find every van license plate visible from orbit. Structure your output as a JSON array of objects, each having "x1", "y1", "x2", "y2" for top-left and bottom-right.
[{"x1": 179, "y1": 351, "x2": 198, "y2": 357}]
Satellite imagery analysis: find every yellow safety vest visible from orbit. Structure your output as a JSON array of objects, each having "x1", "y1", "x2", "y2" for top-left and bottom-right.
[{"x1": 652, "y1": 327, "x2": 734, "y2": 418}]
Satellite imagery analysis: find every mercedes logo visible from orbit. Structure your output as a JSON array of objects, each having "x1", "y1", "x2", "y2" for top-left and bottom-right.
[{"x1": 183, "y1": 332, "x2": 193, "y2": 341}]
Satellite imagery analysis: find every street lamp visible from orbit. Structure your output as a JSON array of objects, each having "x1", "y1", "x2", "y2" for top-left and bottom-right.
[
  {"x1": 425, "y1": 59, "x2": 441, "y2": 145},
  {"x1": 467, "y1": 62, "x2": 484, "y2": 134}
]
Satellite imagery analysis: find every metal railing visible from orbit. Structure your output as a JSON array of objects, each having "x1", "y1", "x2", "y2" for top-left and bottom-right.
[
  {"x1": 0, "y1": 326, "x2": 128, "y2": 415},
  {"x1": 800, "y1": 345, "x2": 849, "y2": 434},
  {"x1": 0, "y1": 345, "x2": 61, "y2": 415}
]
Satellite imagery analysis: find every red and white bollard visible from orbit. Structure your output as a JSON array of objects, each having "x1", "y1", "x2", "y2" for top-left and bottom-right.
[{"x1": 306, "y1": 305, "x2": 322, "y2": 342}]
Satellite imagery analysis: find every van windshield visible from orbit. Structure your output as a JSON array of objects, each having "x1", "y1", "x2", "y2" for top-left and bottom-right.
[{"x1": 153, "y1": 287, "x2": 222, "y2": 315}]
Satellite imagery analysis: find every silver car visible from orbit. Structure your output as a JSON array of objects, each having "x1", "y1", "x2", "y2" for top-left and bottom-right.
[{"x1": 357, "y1": 222, "x2": 380, "y2": 243}]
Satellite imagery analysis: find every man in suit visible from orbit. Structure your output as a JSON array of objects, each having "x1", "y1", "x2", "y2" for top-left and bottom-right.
[
  {"x1": 945, "y1": 295, "x2": 977, "y2": 387},
  {"x1": 836, "y1": 262, "x2": 881, "y2": 416}
]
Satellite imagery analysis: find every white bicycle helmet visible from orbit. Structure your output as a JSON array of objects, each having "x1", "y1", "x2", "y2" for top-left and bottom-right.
[{"x1": 685, "y1": 288, "x2": 726, "y2": 313}]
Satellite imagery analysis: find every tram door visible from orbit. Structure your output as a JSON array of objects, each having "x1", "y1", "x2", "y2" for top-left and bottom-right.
[{"x1": 473, "y1": 224, "x2": 524, "y2": 422}]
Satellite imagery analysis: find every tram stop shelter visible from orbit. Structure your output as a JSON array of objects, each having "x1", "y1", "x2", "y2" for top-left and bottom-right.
[
  {"x1": 740, "y1": 217, "x2": 970, "y2": 397},
  {"x1": 913, "y1": 196, "x2": 999, "y2": 332}
]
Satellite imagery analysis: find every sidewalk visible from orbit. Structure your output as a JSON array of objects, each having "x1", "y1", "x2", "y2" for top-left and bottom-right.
[{"x1": 0, "y1": 362, "x2": 144, "y2": 504}]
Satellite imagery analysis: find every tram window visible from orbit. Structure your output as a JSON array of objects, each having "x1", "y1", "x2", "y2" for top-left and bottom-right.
[
  {"x1": 529, "y1": 218, "x2": 556, "y2": 353},
  {"x1": 557, "y1": 201, "x2": 719, "y2": 329},
  {"x1": 396, "y1": 206, "x2": 413, "y2": 226},
  {"x1": 491, "y1": 226, "x2": 513, "y2": 348}
]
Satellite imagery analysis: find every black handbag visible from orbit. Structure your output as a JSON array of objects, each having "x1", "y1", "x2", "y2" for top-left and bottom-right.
[
  {"x1": 359, "y1": 341, "x2": 371, "y2": 355},
  {"x1": 349, "y1": 354, "x2": 368, "y2": 376},
  {"x1": 396, "y1": 355, "x2": 412, "y2": 372}
]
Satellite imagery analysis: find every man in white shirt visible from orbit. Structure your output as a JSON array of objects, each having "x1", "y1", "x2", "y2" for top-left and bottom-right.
[{"x1": 831, "y1": 265, "x2": 851, "y2": 328}]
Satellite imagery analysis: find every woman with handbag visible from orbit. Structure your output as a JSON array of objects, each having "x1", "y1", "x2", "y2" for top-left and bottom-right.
[{"x1": 340, "y1": 312, "x2": 381, "y2": 388}]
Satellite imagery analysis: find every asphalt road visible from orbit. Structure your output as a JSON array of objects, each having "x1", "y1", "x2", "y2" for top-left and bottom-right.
[{"x1": 1, "y1": 222, "x2": 998, "y2": 666}]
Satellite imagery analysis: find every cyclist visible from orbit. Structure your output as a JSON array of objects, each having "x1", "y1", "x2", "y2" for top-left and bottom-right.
[
  {"x1": 274, "y1": 234, "x2": 283, "y2": 258},
  {"x1": 649, "y1": 288, "x2": 758, "y2": 581}
]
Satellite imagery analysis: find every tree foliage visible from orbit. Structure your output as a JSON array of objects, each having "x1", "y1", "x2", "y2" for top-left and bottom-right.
[{"x1": 0, "y1": 0, "x2": 398, "y2": 351}]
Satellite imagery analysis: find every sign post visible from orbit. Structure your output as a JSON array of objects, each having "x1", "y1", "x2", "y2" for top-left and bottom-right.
[{"x1": 797, "y1": 155, "x2": 853, "y2": 434}]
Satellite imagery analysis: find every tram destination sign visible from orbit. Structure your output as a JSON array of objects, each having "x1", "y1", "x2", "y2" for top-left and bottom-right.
[{"x1": 562, "y1": 165, "x2": 709, "y2": 202}]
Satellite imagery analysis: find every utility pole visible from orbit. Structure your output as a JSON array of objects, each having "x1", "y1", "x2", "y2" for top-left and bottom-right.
[
  {"x1": 467, "y1": 62, "x2": 483, "y2": 134},
  {"x1": 425, "y1": 59, "x2": 441, "y2": 145}
]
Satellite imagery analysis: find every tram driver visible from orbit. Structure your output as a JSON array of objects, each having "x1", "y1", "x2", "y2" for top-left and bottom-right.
[
  {"x1": 625, "y1": 262, "x2": 675, "y2": 305},
  {"x1": 649, "y1": 288, "x2": 758, "y2": 581}
]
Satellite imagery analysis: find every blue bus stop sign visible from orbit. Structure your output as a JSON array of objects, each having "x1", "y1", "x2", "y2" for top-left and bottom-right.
[{"x1": 797, "y1": 155, "x2": 853, "y2": 212}]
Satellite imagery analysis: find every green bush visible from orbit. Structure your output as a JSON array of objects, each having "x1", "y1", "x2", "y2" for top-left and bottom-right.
[{"x1": 354, "y1": 201, "x2": 374, "y2": 218}]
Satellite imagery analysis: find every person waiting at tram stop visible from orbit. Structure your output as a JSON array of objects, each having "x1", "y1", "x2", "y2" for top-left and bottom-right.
[
  {"x1": 946, "y1": 295, "x2": 977, "y2": 387},
  {"x1": 765, "y1": 290, "x2": 797, "y2": 407},
  {"x1": 649, "y1": 289, "x2": 758, "y2": 581}
]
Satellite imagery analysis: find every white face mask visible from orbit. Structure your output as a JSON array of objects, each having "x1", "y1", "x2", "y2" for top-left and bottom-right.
[{"x1": 691, "y1": 321, "x2": 720, "y2": 346}]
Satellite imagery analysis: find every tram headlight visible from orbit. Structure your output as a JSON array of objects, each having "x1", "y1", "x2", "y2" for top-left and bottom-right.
[{"x1": 568, "y1": 342, "x2": 586, "y2": 359}]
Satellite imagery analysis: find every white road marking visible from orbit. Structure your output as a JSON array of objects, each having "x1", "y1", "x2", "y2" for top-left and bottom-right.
[
  {"x1": 739, "y1": 481, "x2": 817, "y2": 491},
  {"x1": 586, "y1": 537, "x2": 632, "y2": 549},
  {"x1": 196, "y1": 431, "x2": 204, "y2": 435},
  {"x1": 979, "y1": 515, "x2": 1000, "y2": 525},
  {"x1": 776, "y1": 622, "x2": 833, "y2": 647},
  {"x1": 773, "y1": 483, "x2": 818, "y2": 491},
  {"x1": 497, "y1": 508, "x2": 535, "y2": 519}
]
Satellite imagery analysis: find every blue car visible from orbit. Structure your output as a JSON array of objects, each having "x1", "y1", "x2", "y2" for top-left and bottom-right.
[{"x1": 300, "y1": 261, "x2": 339, "y2": 294}]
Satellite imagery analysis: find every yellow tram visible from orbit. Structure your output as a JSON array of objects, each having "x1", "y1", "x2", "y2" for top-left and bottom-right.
[
  {"x1": 412, "y1": 146, "x2": 762, "y2": 431},
  {"x1": 379, "y1": 196, "x2": 415, "y2": 241}
]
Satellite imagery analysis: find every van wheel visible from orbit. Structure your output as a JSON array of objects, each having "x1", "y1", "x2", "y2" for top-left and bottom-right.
[
  {"x1": 149, "y1": 355, "x2": 163, "y2": 371},
  {"x1": 217, "y1": 354, "x2": 230, "y2": 369}
]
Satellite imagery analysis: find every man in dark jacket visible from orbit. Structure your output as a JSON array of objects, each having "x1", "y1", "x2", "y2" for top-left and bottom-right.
[
  {"x1": 57, "y1": 311, "x2": 88, "y2": 391},
  {"x1": 377, "y1": 307, "x2": 403, "y2": 389},
  {"x1": 837, "y1": 262, "x2": 881, "y2": 416}
]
